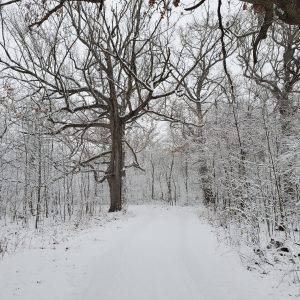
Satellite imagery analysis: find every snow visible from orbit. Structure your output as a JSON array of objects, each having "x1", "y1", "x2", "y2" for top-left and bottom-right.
[{"x1": 0, "y1": 205, "x2": 297, "y2": 300}]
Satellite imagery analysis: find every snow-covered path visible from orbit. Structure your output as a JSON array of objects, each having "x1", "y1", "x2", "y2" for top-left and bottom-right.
[{"x1": 0, "y1": 206, "x2": 293, "y2": 300}]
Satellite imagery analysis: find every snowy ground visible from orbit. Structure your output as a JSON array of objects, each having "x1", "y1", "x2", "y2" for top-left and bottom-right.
[{"x1": 0, "y1": 205, "x2": 298, "y2": 300}]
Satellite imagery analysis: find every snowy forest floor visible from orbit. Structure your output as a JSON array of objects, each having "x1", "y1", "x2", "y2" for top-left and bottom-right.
[{"x1": 0, "y1": 205, "x2": 299, "y2": 300}]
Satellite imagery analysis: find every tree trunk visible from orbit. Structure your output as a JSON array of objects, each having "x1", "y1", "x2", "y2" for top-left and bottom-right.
[
  {"x1": 196, "y1": 102, "x2": 215, "y2": 205},
  {"x1": 278, "y1": 93, "x2": 295, "y2": 212},
  {"x1": 150, "y1": 157, "x2": 155, "y2": 200},
  {"x1": 108, "y1": 116, "x2": 123, "y2": 212},
  {"x1": 35, "y1": 132, "x2": 42, "y2": 229}
]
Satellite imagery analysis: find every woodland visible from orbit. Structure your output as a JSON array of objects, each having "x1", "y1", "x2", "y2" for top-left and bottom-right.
[{"x1": 0, "y1": 0, "x2": 299, "y2": 293}]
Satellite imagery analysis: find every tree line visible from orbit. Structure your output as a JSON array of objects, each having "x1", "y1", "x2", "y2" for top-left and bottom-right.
[{"x1": 0, "y1": 0, "x2": 298, "y2": 249}]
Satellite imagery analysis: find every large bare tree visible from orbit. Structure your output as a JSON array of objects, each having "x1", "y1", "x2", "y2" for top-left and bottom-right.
[{"x1": 0, "y1": 0, "x2": 181, "y2": 212}]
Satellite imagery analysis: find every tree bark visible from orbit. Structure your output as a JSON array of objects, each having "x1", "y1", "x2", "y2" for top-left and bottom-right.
[
  {"x1": 196, "y1": 102, "x2": 215, "y2": 205},
  {"x1": 241, "y1": 0, "x2": 300, "y2": 26},
  {"x1": 107, "y1": 116, "x2": 123, "y2": 212}
]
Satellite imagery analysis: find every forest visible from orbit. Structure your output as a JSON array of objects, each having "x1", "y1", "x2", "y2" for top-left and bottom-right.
[{"x1": 0, "y1": 0, "x2": 299, "y2": 299}]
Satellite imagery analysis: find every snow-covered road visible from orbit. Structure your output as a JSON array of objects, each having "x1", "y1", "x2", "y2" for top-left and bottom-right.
[{"x1": 0, "y1": 206, "x2": 294, "y2": 300}]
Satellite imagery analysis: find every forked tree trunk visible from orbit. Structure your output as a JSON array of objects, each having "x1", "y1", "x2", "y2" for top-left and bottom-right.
[{"x1": 108, "y1": 116, "x2": 123, "y2": 212}]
